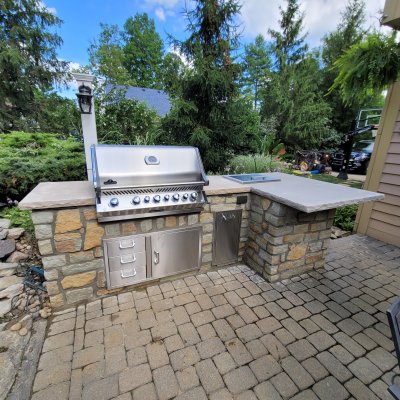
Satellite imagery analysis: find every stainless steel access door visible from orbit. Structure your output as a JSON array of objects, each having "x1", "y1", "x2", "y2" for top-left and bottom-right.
[
  {"x1": 151, "y1": 226, "x2": 202, "y2": 279},
  {"x1": 212, "y1": 210, "x2": 242, "y2": 266}
]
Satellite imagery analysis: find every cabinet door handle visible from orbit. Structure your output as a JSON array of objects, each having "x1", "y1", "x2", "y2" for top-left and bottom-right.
[
  {"x1": 119, "y1": 240, "x2": 135, "y2": 249},
  {"x1": 120, "y1": 255, "x2": 136, "y2": 264},
  {"x1": 154, "y1": 251, "x2": 160, "y2": 264},
  {"x1": 121, "y1": 269, "x2": 136, "y2": 278}
]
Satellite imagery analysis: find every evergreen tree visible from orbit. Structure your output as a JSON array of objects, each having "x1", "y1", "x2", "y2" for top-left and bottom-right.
[
  {"x1": 162, "y1": 0, "x2": 259, "y2": 172},
  {"x1": 321, "y1": 0, "x2": 382, "y2": 135},
  {"x1": 160, "y1": 52, "x2": 188, "y2": 96},
  {"x1": 241, "y1": 35, "x2": 270, "y2": 109},
  {"x1": 262, "y1": 0, "x2": 337, "y2": 150},
  {"x1": 0, "y1": 0, "x2": 68, "y2": 131},
  {"x1": 123, "y1": 13, "x2": 164, "y2": 88}
]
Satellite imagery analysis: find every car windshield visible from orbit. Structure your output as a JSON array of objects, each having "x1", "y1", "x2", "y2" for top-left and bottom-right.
[{"x1": 353, "y1": 141, "x2": 374, "y2": 152}]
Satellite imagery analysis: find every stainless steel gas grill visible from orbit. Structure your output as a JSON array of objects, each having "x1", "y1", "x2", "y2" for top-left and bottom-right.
[{"x1": 91, "y1": 144, "x2": 209, "y2": 222}]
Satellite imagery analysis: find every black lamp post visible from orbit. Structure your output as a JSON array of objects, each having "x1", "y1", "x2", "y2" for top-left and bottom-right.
[{"x1": 76, "y1": 83, "x2": 93, "y2": 114}]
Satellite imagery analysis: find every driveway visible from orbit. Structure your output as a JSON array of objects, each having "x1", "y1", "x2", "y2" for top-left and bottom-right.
[{"x1": 31, "y1": 234, "x2": 400, "y2": 400}]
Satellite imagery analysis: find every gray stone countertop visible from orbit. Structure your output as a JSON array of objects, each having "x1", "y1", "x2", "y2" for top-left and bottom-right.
[{"x1": 19, "y1": 173, "x2": 383, "y2": 213}]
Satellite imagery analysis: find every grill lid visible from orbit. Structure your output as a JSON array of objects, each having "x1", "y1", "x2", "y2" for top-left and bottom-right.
[{"x1": 92, "y1": 145, "x2": 209, "y2": 191}]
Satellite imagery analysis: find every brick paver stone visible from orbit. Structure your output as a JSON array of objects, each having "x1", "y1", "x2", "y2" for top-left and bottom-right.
[
  {"x1": 176, "y1": 366, "x2": 199, "y2": 391},
  {"x1": 254, "y1": 381, "x2": 283, "y2": 400},
  {"x1": 313, "y1": 376, "x2": 349, "y2": 400},
  {"x1": 72, "y1": 344, "x2": 104, "y2": 369},
  {"x1": 270, "y1": 372, "x2": 299, "y2": 398},
  {"x1": 317, "y1": 351, "x2": 353, "y2": 383},
  {"x1": 170, "y1": 346, "x2": 200, "y2": 371},
  {"x1": 119, "y1": 363, "x2": 152, "y2": 393},
  {"x1": 151, "y1": 321, "x2": 177, "y2": 339},
  {"x1": 213, "y1": 351, "x2": 236, "y2": 375},
  {"x1": 348, "y1": 357, "x2": 382, "y2": 384},
  {"x1": 196, "y1": 336, "x2": 225, "y2": 359},
  {"x1": 81, "y1": 375, "x2": 118, "y2": 400},
  {"x1": 191, "y1": 310, "x2": 215, "y2": 327},
  {"x1": 307, "y1": 330, "x2": 336, "y2": 351},
  {"x1": 224, "y1": 366, "x2": 258, "y2": 395},
  {"x1": 178, "y1": 322, "x2": 201, "y2": 345},
  {"x1": 212, "y1": 319, "x2": 236, "y2": 341},
  {"x1": 256, "y1": 317, "x2": 282, "y2": 334},
  {"x1": 175, "y1": 386, "x2": 208, "y2": 400},
  {"x1": 33, "y1": 364, "x2": 71, "y2": 392},
  {"x1": 31, "y1": 381, "x2": 70, "y2": 400},
  {"x1": 287, "y1": 339, "x2": 317, "y2": 361},
  {"x1": 42, "y1": 331, "x2": 74, "y2": 352},
  {"x1": 249, "y1": 355, "x2": 282, "y2": 381},
  {"x1": 226, "y1": 338, "x2": 253, "y2": 366},
  {"x1": 236, "y1": 324, "x2": 263, "y2": 342},
  {"x1": 105, "y1": 345, "x2": 127, "y2": 375},
  {"x1": 132, "y1": 382, "x2": 157, "y2": 400},
  {"x1": 38, "y1": 345, "x2": 73, "y2": 370},
  {"x1": 153, "y1": 365, "x2": 179, "y2": 400},
  {"x1": 281, "y1": 356, "x2": 314, "y2": 390},
  {"x1": 127, "y1": 346, "x2": 147, "y2": 366},
  {"x1": 345, "y1": 378, "x2": 380, "y2": 400},
  {"x1": 196, "y1": 359, "x2": 224, "y2": 394},
  {"x1": 146, "y1": 342, "x2": 169, "y2": 369},
  {"x1": 366, "y1": 347, "x2": 398, "y2": 372},
  {"x1": 84, "y1": 331, "x2": 103, "y2": 349}
]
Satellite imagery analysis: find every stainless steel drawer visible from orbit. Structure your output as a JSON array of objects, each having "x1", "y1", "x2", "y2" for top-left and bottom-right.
[
  {"x1": 109, "y1": 264, "x2": 147, "y2": 288},
  {"x1": 105, "y1": 235, "x2": 145, "y2": 258},
  {"x1": 108, "y1": 252, "x2": 146, "y2": 272}
]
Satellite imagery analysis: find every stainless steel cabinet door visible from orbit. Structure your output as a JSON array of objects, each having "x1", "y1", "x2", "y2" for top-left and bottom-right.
[
  {"x1": 212, "y1": 210, "x2": 242, "y2": 266},
  {"x1": 151, "y1": 226, "x2": 201, "y2": 279}
]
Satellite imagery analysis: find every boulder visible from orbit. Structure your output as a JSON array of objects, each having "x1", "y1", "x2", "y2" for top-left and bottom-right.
[
  {"x1": 0, "y1": 229, "x2": 8, "y2": 240},
  {"x1": 0, "y1": 298, "x2": 11, "y2": 317},
  {"x1": 6, "y1": 251, "x2": 28, "y2": 263},
  {"x1": 0, "y1": 219, "x2": 11, "y2": 229},
  {"x1": 0, "y1": 240, "x2": 15, "y2": 258},
  {"x1": 7, "y1": 228, "x2": 25, "y2": 240},
  {"x1": 0, "y1": 275, "x2": 23, "y2": 291},
  {"x1": 0, "y1": 283, "x2": 23, "y2": 299},
  {"x1": 0, "y1": 263, "x2": 18, "y2": 277}
]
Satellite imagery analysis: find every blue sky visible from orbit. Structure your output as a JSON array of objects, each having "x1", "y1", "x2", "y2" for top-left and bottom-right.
[{"x1": 45, "y1": 0, "x2": 386, "y2": 96}]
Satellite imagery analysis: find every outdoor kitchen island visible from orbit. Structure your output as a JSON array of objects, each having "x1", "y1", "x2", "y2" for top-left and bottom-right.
[{"x1": 19, "y1": 173, "x2": 383, "y2": 308}]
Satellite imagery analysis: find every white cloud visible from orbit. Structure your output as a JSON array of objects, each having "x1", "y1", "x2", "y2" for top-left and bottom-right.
[
  {"x1": 38, "y1": 1, "x2": 57, "y2": 14},
  {"x1": 155, "y1": 7, "x2": 166, "y2": 21},
  {"x1": 143, "y1": 0, "x2": 180, "y2": 7},
  {"x1": 239, "y1": 0, "x2": 388, "y2": 47}
]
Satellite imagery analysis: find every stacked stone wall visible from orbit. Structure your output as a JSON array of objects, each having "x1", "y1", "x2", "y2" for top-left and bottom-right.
[
  {"x1": 244, "y1": 194, "x2": 334, "y2": 282},
  {"x1": 33, "y1": 194, "x2": 250, "y2": 307}
]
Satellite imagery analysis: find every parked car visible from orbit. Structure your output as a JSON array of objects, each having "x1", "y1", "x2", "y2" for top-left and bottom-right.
[{"x1": 331, "y1": 140, "x2": 374, "y2": 174}]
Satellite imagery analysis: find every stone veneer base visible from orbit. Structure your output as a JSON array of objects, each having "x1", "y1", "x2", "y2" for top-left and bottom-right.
[{"x1": 32, "y1": 193, "x2": 334, "y2": 308}]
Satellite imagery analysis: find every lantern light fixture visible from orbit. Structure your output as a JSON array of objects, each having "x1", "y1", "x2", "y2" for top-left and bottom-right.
[{"x1": 76, "y1": 83, "x2": 93, "y2": 114}]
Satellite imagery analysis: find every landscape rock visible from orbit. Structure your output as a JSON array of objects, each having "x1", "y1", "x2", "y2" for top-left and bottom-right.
[
  {"x1": 0, "y1": 229, "x2": 8, "y2": 240},
  {"x1": 0, "y1": 353, "x2": 14, "y2": 400},
  {"x1": 7, "y1": 228, "x2": 25, "y2": 240},
  {"x1": 0, "y1": 240, "x2": 16, "y2": 258},
  {"x1": 10, "y1": 322, "x2": 22, "y2": 331},
  {"x1": 19, "y1": 327, "x2": 28, "y2": 336},
  {"x1": 6, "y1": 251, "x2": 29, "y2": 263},
  {"x1": 0, "y1": 263, "x2": 18, "y2": 277},
  {"x1": 0, "y1": 275, "x2": 23, "y2": 291},
  {"x1": 0, "y1": 283, "x2": 23, "y2": 299},
  {"x1": 331, "y1": 226, "x2": 351, "y2": 239},
  {"x1": 0, "y1": 299, "x2": 12, "y2": 316},
  {"x1": 0, "y1": 219, "x2": 11, "y2": 229}
]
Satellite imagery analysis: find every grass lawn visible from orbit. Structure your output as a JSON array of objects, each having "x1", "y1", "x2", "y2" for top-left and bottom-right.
[{"x1": 311, "y1": 173, "x2": 363, "y2": 189}]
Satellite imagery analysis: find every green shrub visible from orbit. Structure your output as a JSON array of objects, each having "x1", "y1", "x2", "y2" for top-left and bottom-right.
[
  {"x1": 334, "y1": 204, "x2": 358, "y2": 231},
  {"x1": 229, "y1": 154, "x2": 283, "y2": 174},
  {"x1": 0, "y1": 132, "x2": 86, "y2": 200},
  {"x1": 0, "y1": 207, "x2": 34, "y2": 234}
]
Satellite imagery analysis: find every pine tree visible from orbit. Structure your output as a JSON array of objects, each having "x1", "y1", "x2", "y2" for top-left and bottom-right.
[
  {"x1": 0, "y1": 0, "x2": 68, "y2": 131},
  {"x1": 262, "y1": 0, "x2": 337, "y2": 150},
  {"x1": 241, "y1": 35, "x2": 270, "y2": 109},
  {"x1": 162, "y1": 0, "x2": 259, "y2": 172}
]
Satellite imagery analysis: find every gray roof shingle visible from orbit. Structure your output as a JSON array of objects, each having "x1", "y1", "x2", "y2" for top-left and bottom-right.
[{"x1": 105, "y1": 84, "x2": 171, "y2": 117}]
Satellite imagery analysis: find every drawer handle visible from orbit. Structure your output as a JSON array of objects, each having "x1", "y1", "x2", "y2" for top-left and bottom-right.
[
  {"x1": 120, "y1": 255, "x2": 136, "y2": 264},
  {"x1": 121, "y1": 269, "x2": 137, "y2": 278},
  {"x1": 154, "y1": 251, "x2": 160, "y2": 265},
  {"x1": 119, "y1": 240, "x2": 135, "y2": 249}
]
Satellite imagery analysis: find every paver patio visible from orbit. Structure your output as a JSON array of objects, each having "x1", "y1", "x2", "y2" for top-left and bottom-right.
[{"x1": 32, "y1": 234, "x2": 400, "y2": 400}]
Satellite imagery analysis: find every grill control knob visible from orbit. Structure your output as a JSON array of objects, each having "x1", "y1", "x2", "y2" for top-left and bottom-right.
[
  {"x1": 153, "y1": 195, "x2": 161, "y2": 203},
  {"x1": 182, "y1": 193, "x2": 188, "y2": 200},
  {"x1": 164, "y1": 194, "x2": 170, "y2": 201},
  {"x1": 190, "y1": 192, "x2": 198, "y2": 201},
  {"x1": 109, "y1": 198, "x2": 119, "y2": 207},
  {"x1": 132, "y1": 196, "x2": 141, "y2": 205},
  {"x1": 144, "y1": 196, "x2": 150, "y2": 203},
  {"x1": 173, "y1": 193, "x2": 180, "y2": 201}
]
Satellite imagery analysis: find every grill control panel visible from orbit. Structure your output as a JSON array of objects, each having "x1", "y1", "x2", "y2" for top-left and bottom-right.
[{"x1": 97, "y1": 188, "x2": 207, "y2": 222}]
